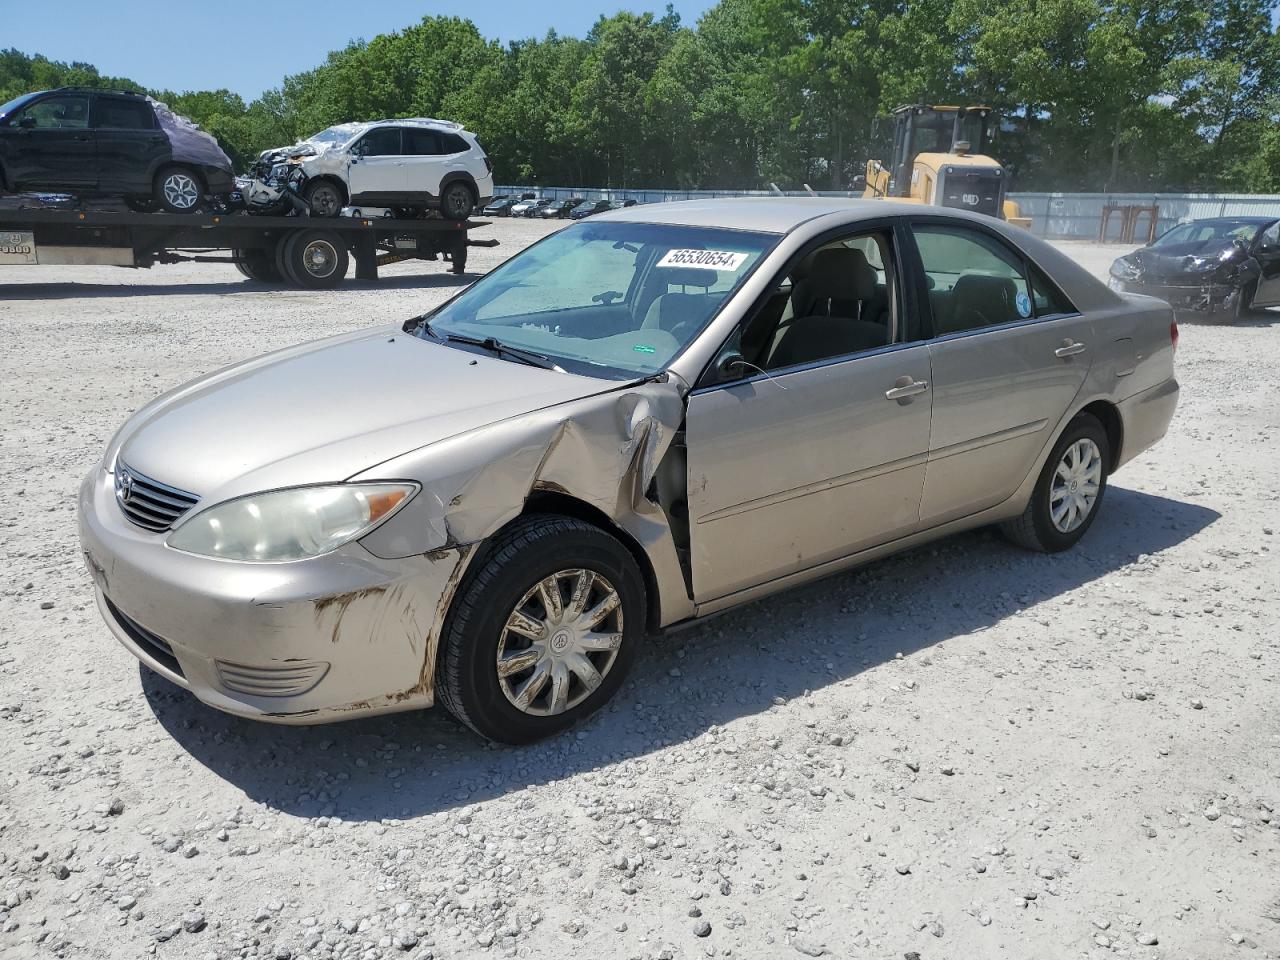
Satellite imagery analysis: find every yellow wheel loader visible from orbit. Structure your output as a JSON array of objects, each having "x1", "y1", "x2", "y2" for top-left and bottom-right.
[{"x1": 861, "y1": 105, "x2": 1031, "y2": 228}]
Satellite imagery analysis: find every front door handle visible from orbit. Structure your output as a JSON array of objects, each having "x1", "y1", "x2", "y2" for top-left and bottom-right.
[
  {"x1": 885, "y1": 376, "x2": 929, "y2": 402},
  {"x1": 1055, "y1": 339, "x2": 1086, "y2": 358}
]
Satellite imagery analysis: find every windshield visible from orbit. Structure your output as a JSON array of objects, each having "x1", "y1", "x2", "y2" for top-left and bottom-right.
[
  {"x1": 419, "y1": 221, "x2": 778, "y2": 378},
  {"x1": 1154, "y1": 220, "x2": 1261, "y2": 247},
  {"x1": 308, "y1": 125, "x2": 358, "y2": 145},
  {"x1": 0, "y1": 92, "x2": 38, "y2": 119}
]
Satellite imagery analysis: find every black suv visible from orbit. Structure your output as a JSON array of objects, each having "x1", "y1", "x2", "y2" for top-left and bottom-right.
[{"x1": 0, "y1": 88, "x2": 234, "y2": 212}]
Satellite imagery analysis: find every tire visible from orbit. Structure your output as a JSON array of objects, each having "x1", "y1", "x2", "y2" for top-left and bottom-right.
[
  {"x1": 234, "y1": 248, "x2": 284, "y2": 283},
  {"x1": 439, "y1": 181, "x2": 475, "y2": 220},
  {"x1": 1232, "y1": 281, "x2": 1257, "y2": 321},
  {"x1": 436, "y1": 514, "x2": 646, "y2": 744},
  {"x1": 1000, "y1": 413, "x2": 1109, "y2": 553},
  {"x1": 304, "y1": 179, "x2": 344, "y2": 218},
  {"x1": 279, "y1": 230, "x2": 349, "y2": 289},
  {"x1": 154, "y1": 166, "x2": 203, "y2": 213},
  {"x1": 274, "y1": 236, "x2": 298, "y2": 286}
]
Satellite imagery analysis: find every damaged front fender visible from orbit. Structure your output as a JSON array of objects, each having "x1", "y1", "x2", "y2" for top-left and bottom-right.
[{"x1": 353, "y1": 378, "x2": 696, "y2": 627}]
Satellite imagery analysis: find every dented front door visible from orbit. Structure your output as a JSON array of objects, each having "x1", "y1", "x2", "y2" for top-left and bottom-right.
[{"x1": 683, "y1": 346, "x2": 933, "y2": 603}]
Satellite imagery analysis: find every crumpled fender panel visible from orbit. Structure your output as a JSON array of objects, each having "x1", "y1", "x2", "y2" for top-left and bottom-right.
[{"x1": 352, "y1": 379, "x2": 694, "y2": 627}]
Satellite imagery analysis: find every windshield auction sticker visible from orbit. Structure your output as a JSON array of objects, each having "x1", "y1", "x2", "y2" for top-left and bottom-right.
[{"x1": 657, "y1": 249, "x2": 749, "y2": 271}]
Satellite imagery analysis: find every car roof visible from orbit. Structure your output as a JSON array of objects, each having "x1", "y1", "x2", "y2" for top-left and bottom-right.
[
  {"x1": 52, "y1": 86, "x2": 146, "y2": 98},
  {"x1": 366, "y1": 117, "x2": 466, "y2": 132},
  {"x1": 1181, "y1": 216, "x2": 1277, "y2": 226},
  {"x1": 598, "y1": 197, "x2": 928, "y2": 233}
]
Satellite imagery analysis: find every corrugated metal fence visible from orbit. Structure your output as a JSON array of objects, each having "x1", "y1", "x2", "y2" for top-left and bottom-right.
[{"x1": 496, "y1": 185, "x2": 1280, "y2": 241}]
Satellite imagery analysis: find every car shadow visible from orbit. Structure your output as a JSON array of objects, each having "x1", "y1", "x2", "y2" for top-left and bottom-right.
[
  {"x1": 1176, "y1": 304, "x2": 1279, "y2": 328},
  {"x1": 0, "y1": 272, "x2": 475, "y2": 300},
  {"x1": 140, "y1": 486, "x2": 1218, "y2": 821}
]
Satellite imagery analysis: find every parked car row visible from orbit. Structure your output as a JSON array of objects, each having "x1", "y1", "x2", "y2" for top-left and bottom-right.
[{"x1": 482, "y1": 194, "x2": 639, "y2": 220}]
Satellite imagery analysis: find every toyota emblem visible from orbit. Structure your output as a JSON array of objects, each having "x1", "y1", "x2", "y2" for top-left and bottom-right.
[{"x1": 117, "y1": 470, "x2": 134, "y2": 504}]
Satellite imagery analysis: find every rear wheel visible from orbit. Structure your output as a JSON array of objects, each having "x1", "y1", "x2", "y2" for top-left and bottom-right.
[
  {"x1": 1000, "y1": 414, "x2": 1109, "y2": 553},
  {"x1": 154, "y1": 166, "x2": 203, "y2": 213},
  {"x1": 304, "y1": 179, "x2": 344, "y2": 218},
  {"x1": 436, "y1": 515, "x2": 646, "y2": 744},
  {"x1": 279, "y1": 230, "x2": 349, "y2": 289},
  {"x1": 234, "y1": 247, "x2": 284, "y2": 283},
  {"x1": 439, "y1": 181, "x2": 475, "y2": 220}
]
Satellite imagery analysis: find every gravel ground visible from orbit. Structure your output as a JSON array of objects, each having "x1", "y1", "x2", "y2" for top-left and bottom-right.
[{"x1": 1, "y1": 219, "x2": 1278, "y2": 960}]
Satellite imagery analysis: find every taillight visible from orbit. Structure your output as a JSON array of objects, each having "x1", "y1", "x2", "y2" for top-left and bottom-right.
[
  {"x1": 483, "y1": 156, "x2": 493, "y2": 173},
  {"x1": 1170, "y1": 321, "x2": 1179, "y2": 351}
]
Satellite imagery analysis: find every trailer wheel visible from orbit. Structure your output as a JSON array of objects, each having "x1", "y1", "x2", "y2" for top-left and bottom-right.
[
  {"x1": 281, "y1": 230, "x2": 349, "y2": 289},
  {"x1": 235, "y1": 248, "x2": 285, "y2": 284}
]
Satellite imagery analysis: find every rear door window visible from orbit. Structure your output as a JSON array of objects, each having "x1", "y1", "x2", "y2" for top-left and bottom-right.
[
  {"x1": 404, "y1": 129, "x2": 443, "y2": 155},
  {"x1": 911, "y1": 225, "x2": 1032, "y2": 335},
  {"x1": 92, "y1": 98, "x2": 155, "y2": 130}
]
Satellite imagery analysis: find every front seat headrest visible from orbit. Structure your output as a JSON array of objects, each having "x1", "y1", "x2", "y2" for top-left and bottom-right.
[
  {"x1": 653, "y1": 266, "x2": 716, "y2": 288},
  {"x1": 804, "y1": 247, "x2": 877, "y2": 305},
  {"x1": 948, "y1": 274, "x2": 1018, "y2": 330}
]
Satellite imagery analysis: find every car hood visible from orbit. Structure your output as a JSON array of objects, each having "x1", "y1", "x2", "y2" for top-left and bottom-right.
[
  {"x1": 1125, "y1": 239, "x2": 1245, "y2": 276},
  {"x1": 112, "y1": 328, "x2": 619, "y2": 505}
]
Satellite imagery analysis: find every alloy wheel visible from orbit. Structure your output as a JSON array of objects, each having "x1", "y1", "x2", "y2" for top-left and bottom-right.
[
  {"x1": 162, "y1": 172, "x2": 200, "y2": 210},
  {"x1": 1049, "y1": 438, "x2": 1102, "y2": 533},
  {"x1": 495, "y1": 568, "x2": 624, "y2": 717}
]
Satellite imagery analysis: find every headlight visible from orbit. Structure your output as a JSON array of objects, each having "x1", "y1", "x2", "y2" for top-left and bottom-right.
[
  {"x1": 168, "y1": 483, "x2": 417, "y2": 562},
  {"x1": 269, "y1": 162, "x2": 291, "y2": 180},
  {"x1": 1110, "y1": 258, "x2": 1140, "y2": 281}
]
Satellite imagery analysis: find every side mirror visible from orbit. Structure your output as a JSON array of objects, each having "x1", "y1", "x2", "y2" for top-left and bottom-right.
[{"x1": 716, "y1": 352, "x2": 750, "y2": 381}]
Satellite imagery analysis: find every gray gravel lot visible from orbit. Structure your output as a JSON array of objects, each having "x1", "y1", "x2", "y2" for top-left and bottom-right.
[{"x1": 1, "y1": 217, "x2": 1278, "y2": 960}]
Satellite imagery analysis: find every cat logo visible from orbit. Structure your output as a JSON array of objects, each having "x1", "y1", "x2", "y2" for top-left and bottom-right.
[{"x1": 962, "y1": 194, "x2": 980, "y2": 206}]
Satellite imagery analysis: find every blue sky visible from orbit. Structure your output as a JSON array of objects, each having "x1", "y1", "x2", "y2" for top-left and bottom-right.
[{"x1": 4, "y1": 0, "x2": 717, "y2": 101}]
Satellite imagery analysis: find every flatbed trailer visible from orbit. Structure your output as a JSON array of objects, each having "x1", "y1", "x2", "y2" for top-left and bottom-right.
[{"x1": 0, "y1": 208, "x2": 498, "y2": 289}]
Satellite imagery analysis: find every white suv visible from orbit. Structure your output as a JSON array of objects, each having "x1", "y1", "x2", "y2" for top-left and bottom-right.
[{"x1": 251, "y1": 118, "x2": 494, "y2": 219}]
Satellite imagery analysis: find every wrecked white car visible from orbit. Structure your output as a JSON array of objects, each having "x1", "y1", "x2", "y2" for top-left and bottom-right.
[
  {"x1": 78, "y1": 199, "x2": 1178, "y2": 743},
  {"x1": 245, "y1": 118, "x2": 493, "y2": 219}
]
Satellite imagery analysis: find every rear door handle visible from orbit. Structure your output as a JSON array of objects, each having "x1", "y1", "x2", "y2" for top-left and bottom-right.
[
  {"x1": 1055, "y1": 339, "x2": 1086, "y2": 358},
  {"x1": 885, "y1": 377, "x2": 929, "y2": 402}
]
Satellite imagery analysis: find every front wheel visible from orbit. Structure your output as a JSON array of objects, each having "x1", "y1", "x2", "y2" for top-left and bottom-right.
[
  {"x1": 1000, "y1": 414, "x2": 1109, "y2": 552},
  {"x1": 154, "y1": 166, "x2": 203, "y2": 213},
  {"x1": 439, "y1": 182, "x2": 475, "y2": 220},
  {"x1": 304, "y1": 179, "x2": 344, "y2": 218},
  {"x1": 436, "y1": 515, "x2": 646, "y2": 744}
]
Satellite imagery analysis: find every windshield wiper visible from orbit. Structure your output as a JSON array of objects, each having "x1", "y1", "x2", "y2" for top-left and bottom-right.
[{"x1": 420, "y1": 321, "x2": 564, "y2": 372}]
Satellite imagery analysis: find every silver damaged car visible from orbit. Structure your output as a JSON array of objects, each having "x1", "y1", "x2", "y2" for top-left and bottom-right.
[{"x1": 79, "y1": 199, "x2": 1180, "y2": 742}]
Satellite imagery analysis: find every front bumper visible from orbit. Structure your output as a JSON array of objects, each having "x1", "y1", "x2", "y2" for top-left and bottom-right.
[
  {"x1": 1109, "y1": 277, "x2": 1239, "y2": 312},
  {"x1": 77, "y1": 468, "x2": 468, "y2": 723}
]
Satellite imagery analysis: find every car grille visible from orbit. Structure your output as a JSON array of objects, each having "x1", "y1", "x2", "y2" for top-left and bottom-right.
[
  {"x1": 114, "y1": 463, "x2": 199, "y2": 532},
  {"x1": 104, "y1": 597, "x2": 184, "y2": 678}
]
